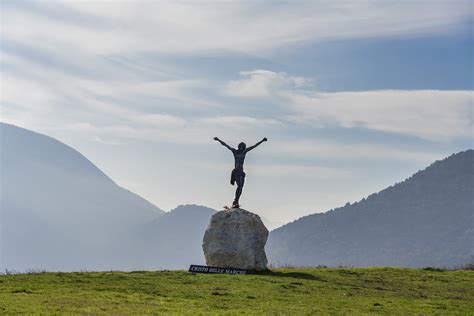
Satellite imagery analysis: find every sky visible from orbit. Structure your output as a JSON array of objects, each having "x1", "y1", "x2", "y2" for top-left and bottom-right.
[{"x1": 1, "y1": 1, "x2": 473, "y2": 224}]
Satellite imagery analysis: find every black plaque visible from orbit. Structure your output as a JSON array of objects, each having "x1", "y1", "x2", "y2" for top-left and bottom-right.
[{"x1": 188, "y1": 264, "x2": 247, "y2": 275}]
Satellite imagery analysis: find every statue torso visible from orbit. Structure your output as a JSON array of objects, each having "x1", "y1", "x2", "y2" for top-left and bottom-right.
[{"x1": 233, "y1": 150, "x2": 246, "y2": 170}]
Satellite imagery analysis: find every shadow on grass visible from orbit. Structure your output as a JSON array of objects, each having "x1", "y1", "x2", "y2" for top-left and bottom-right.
[
  {"x1": 253, "y1": 270, "x2": 323, "y2": 281},
  {"x1": 254, "y1": 270, "x2": 397, "y2": 292}
]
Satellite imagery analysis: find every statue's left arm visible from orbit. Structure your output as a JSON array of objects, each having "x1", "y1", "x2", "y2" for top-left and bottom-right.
[{"x1": 245, "y1": 137, "x2": 268, "y2": 152}]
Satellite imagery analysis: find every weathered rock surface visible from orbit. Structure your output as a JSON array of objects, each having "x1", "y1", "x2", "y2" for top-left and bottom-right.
[{"x1": 202, "y1": 208, "x2": 269, "y2": 271}]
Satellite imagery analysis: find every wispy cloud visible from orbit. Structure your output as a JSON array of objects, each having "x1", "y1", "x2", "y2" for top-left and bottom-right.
[
  {"x1": 265, "y1": 139, "x2": 446, "y2": 164},
  {"x1": 250, "y1": 164, "x2": 353, "y2": 179},
  {"x1": 2, "y1": 2, "x2": 472, "y2": 144},
  {"x1": 283, "y1": 89, "x2": 473, "y2": 141},
  {"x1": 225, "y1": 70, "x2": 311, "y2": 98},
  {"x1": 197, "y1": 116, "x2": 282, "y2": 129},
  {"x1": 130, "y1": 114, "x2": 188, "y2": 128},
  {"x1": 225, "y1": 70, "x2": 473, "y2": 141},
  {"x1": 3, "y1": 1, "x2": 470, "y2": 55}
]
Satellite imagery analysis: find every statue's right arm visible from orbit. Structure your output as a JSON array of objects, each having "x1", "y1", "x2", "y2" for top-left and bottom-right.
[{"x1": 214, "y1": 137, "x2": 233, "y2": 151}]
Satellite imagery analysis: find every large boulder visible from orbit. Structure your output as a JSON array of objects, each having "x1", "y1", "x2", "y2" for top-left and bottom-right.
[{"x1": 202, "y1": 208, "x2": 269, "y2": 271}]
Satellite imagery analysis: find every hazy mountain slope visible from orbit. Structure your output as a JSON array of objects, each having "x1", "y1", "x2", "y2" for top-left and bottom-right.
[
  {"x1": 0, "y1": 123, "x2": 164, "y2": 271},
  {"x1": 128, "y1": 204, "x2": 216, "y2": 270},
  {"x1": 267, "y1": 150, "x2": 474, "y2": 268}
]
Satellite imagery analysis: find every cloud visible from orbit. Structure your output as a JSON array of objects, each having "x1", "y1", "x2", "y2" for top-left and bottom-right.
[
  {"x1": 265, "y1": 139, "x2": 446, "y2": 164},
  {"x1": 2, "y1": 48, "x2": 472, "y2": 145},
  {"x1": 250, "y1": 164, "x2": 352, "y2": 179},
  {"x1": 130, "y1": 114, "x2": 188, "y2": 128},
  {"x1": 283, "y1": 89, "x2": 473, "y2": 141},
  {"x1": 2, "y1": 2, "x2": 471, "y2": 144},
  {"x1": 2, "y1": 1, "x2": 471, "y2": 56},
  {"x1": 225, "y1": 70, "x2": 311, "y2": 98},
  {"x1": 223, "y1": 70, "x2": 473, "y2": 141},
  {"x1": 92, "y1": 135, "x2": 123, "y2": 146},
  {"x1": 197, "y1": 116, "x2": 282, "y2": 129}
]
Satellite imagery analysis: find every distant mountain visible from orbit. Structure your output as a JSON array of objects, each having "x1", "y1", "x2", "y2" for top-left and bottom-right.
[
  {"x1": 128, "y1": 204, "x2": 216, "y2": 270},
  {"x1": 0, "y1": 123, "x2": 164, "y2": 271},
  {"x1": 267, "y1": 150, "x2": 474, "y2": 268}
]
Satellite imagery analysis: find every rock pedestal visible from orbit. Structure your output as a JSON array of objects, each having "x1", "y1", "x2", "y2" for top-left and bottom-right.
[{"x1": 202, "y1": 208, "x2": 269, "y2": 271}]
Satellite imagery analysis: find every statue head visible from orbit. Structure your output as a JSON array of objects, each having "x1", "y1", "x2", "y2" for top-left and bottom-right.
[{"x1": 238, "y1": 142, "x2": 246, "y2": 151}]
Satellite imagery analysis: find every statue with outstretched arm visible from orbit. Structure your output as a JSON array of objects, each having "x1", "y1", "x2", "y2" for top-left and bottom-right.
[{"x1": 213, "y1": 136, "x2": 268, "y2": 208}]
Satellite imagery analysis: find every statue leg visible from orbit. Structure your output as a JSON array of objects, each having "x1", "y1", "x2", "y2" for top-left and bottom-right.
[{"x1": 233, "y1": 175, "x2": 245, "y2": 207}]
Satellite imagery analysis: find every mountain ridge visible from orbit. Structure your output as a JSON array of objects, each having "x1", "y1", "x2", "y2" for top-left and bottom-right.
[
  {"x1": 267, "y1": 149, "x2": 474, "y2": 268},
  {"x1": 1, "y1": 122, "x2": 164, "y2": 271},
  {"x1": 1, "y1": 122, "x2": 112, "y2": 183}
]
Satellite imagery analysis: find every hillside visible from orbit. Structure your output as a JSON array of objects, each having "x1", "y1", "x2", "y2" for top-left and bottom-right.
[
  {"x1": 267, "y1": 150, "x2": 474, "y2": 268},
  {"x1": 128, "y1": 204, "x2": 216, "y2": 270},
  {"x1": 0, "y1": 268, "x2": 472, "y2": 314},
  {"x1": 0, "y1": 123, "x2": 164, "y2": 271}
]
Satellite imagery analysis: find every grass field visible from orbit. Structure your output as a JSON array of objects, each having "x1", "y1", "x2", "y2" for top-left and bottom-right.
[{"x1": 0, "y1": 267, "x2": 473, "y2": 314}]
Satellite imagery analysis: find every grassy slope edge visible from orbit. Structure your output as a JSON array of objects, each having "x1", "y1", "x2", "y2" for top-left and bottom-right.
[{"x1": 1, "y1": 268, "x2": 473, "y2": 314}]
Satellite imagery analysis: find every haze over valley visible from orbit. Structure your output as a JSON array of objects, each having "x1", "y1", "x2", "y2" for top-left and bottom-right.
[{"x1": 1, "y1": 123, "x2": 472, "y2": 271}]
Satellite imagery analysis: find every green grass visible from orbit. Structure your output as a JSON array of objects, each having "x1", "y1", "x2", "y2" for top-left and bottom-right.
[{"x1": 1, "y1": 268, "x2": 473, "y2": 314}]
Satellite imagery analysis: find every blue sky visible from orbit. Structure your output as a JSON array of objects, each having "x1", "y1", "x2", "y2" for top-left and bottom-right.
[{"x1": 1, "y1": 1, "x2": 473, "y2": 223}]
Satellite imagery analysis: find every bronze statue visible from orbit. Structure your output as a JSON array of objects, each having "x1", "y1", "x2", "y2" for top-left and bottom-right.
[{"x1": 214, "y1": 137, "x2": 268, "y2": 208}]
